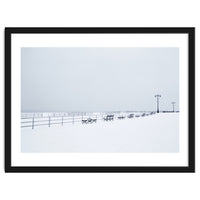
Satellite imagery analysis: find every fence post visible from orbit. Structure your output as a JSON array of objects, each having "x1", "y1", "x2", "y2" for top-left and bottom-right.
[
  {"x1": 32, "y1": 117, "x2": 34, "y2": 129},
  {"x1": 49, "y1": 116, "x2": 51, "y2": 127},
  {"x1": 62, "y1": 116, "x2": 63, "y2": 126}
]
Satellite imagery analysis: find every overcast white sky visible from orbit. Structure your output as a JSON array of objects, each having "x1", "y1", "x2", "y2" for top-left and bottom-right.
[{"x1": 21, "y1": 47, "x2": 179, "y2": 112}]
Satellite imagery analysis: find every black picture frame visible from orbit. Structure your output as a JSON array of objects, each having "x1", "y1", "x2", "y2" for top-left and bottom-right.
[{"x1": 5, "y1": 27, "x2": 195, "y2": 173}]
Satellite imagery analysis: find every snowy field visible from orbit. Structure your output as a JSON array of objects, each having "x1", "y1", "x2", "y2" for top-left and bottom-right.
[{"x1": 21, "y1": 113, "x2": 179, "y2": 153}]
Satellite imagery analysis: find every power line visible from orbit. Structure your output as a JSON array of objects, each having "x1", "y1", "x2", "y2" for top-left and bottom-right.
[
  {"x1": 171, "y1": 102, "x2": 176, "y2": 112},
  {"x1": 154, "y1": 94, "x2": 161, "y2": 113}
]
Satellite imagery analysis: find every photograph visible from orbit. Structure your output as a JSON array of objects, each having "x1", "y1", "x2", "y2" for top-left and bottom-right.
[
  {"x1": 5, "y1": 27, "x2": 195, "y2": 172},
  {"x1": 21, "y1": 47, "x2": 179, "y2": 153}
]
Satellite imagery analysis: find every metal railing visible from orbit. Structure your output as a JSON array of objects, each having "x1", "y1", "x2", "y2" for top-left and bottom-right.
[
  {"x1": 21, "y1": 115, "x2": 103, "y2": 129},
  {"x1": 21, "y1": 111, "x2": 157, "y2": 129}
]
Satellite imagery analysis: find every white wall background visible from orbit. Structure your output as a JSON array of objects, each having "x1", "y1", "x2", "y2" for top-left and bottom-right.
[{"x1": 0, "y1": 0, "x2": 199, "y2": 200}]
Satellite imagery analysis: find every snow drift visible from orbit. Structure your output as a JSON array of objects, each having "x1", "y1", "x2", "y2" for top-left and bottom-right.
[{"x1": 21, "y1": 113, "x2": 179, "y2": 153}]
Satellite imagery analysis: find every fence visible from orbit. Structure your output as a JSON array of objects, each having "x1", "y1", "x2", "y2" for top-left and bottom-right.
[
  {"x1": 21, "y1": 111, "x2": 156, "y2": 129},
  {"x1": 21, "y1": 114, "x2": 104, "y2": 129}
]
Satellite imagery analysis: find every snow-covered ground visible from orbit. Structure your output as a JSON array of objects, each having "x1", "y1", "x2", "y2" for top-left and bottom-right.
[{"x1": 21, "y1": 113, "x2": 179, "y2": 153}]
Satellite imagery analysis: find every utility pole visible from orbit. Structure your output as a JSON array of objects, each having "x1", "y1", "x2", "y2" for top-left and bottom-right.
[
  {"x1": 171, "y1": 102, "x2": 176, "y2": 112},
  {"x1": 154, "y1": 94, "x2": 161, "y2": 113}
]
